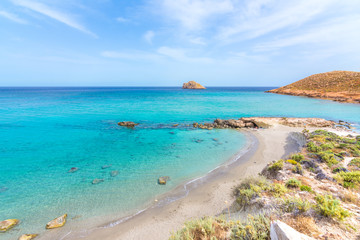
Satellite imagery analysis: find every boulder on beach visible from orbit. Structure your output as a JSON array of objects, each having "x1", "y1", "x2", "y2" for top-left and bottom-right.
[
  {"x1": 46, "y1": 214, "x2": 67, "y2": 229},
  {"x1": 0, "y1": 219, "x2": 19, "y2": 232},
  {"x1": 110, "y1": 170, "x2": 119, "y2": 177},
  {"x1": 158, "y1": 176, "x2": 170, "y2": 185},
  {"x1": 118, "y1": 121, "x2": 139, "y2": 128},
  {"x1": 19, "y1": 234, "x2": 38, "y2": 240},
  {"x1": 68, "y1": 167, "x2": 79, "y2": 173},
  {"x1": 182, "y1": 81, "x2": 206, "y2": 89},
  {"x1": 92, "y1": 178, "x2": 104, "y2": 184}
]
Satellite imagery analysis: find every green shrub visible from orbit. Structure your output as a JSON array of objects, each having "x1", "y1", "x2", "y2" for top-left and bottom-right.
[
  {"x1": 234, "y1": 177, "x2": 270, "y2": 207},
  {"x1": 315, "y1": 195, "x2": 350, "y2": 221},
  {"x1": 342, "y1": 138, "x2": 356, "y2": 144},
  {"x1": 300, "y1": 185, "x2": 313, "y2": 192},
  {"x1": 307, "y1": 142, "x2": 321, "y2": 153},
  {"x1": 349, "y1": 158, "x2": 360, "y2": 168},
  {"x1": 267, "y1": 160, "x2": 284, "y2": 173},
  {"x1": 320, "y1": 143, "x2": 335, "y2": 151},
  {"x1": 338, "y1": 143, "x2": 348, "y2": 149},
  {"x1": 291, "y1": 154, "x2": 304, "y2": 162},
  {"x1": 270, "y1": 183, "x2": 288, "y2": 197},
  {"x1": 281, "y1": 197, "x2": 311, "y2": 213},
  {"x1": 169, "y1": 217, "x2": 228, "y2": 240},
  {"x1": 286, "y1": 159, "x2": 298, "y2": 165},
  {"x1": 286, "y1": 178, "x2": 301, "y2": 188},
  {"x1": 292, "y1": 164, "x2": 303, "y2": 175},
  {"x1": 309, "y1": 167, "x2": 315, "y2": 172},
  {"x1": 231, "y1": 215, "x2": 270, "y2": 240},
  {"x1": 318, "y1": 152, "x2": 339, "y2": 167},
  {"x1": 336, "y1": 171, "x2": 360, "y2": 189}
]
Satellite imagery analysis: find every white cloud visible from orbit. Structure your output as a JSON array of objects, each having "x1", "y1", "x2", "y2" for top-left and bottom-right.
[
  {"x1": 0, "y1": 10, "x2": 27, "y2": 24},
  {"x1": 157, "y1": 46, "x2": 213, "y2": 63},
  {"x1": 217, "y1": 0, "x2": 335, "y2": 42},
  {"x1": 143, "y1": 30, "x2": 155, "y2": 44},
  {"x1": 157, "y1": 0, "x2": 233, "y2": 31},
  {"x1": 12, "y1": 0, "x2": 97, "y2": 37},
  {"x1": 189, "y1": 37, "x2": 206, "y2": 45},
  {"x1": 116, "y1": 17, "x2": 129, "y2": 22},
  {"x1": 101, "y1": 51, "x2": 160, "y2": 61}
]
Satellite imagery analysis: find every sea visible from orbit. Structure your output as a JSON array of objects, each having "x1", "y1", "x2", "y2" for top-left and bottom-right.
[{"x1": 0, "y1": 87, "x2": 359, "y2": 239}]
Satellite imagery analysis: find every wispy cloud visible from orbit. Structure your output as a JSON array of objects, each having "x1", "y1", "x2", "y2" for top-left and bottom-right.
[
  {"x1": 12, "y1": 0, "x2": 97, "y2": 37},
  {"x1": 143, "y1": 30, "x2": 155, "y2": 44},
  {"x1": 157, "y1": 46, "x2": 213, "y2": 63},
  {"x1": 101, "y1": 51, "x2": 161, "y2": 61},
  {"x1": 156, "y1": 0, "x2": 233, "y2": 31},
  {"x1": 0, "y1": 10, "x2": 27, "y2": 24},
  {"x1": 116, "y1": 17, "x2": 129, "y2": 23}
]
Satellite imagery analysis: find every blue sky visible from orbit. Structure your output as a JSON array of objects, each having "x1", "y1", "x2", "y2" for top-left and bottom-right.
[{"x1": 0, "y1": 0, "x2": 360, "y2": 86}]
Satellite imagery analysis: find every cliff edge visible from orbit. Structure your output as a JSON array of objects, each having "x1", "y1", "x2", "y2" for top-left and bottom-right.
[
  {"x1": 267, "y1": 71, "x2": 360, "y2": 103},
  {"x1": 182, "y1": 81, "x2": 206, "y2": 89}
]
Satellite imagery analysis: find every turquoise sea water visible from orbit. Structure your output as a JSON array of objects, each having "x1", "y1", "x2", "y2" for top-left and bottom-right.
[{"x1": 1, "y1": 87, "x2": 360, "y2": 239}]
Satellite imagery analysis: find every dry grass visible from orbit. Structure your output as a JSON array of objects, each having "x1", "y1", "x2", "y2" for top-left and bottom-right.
[
  {"x1": 285, "y1": 216, "x2": 322, "y2": 238},
  {"x1": 341, "y1": 190, "x2": 360, "y2": 207}
]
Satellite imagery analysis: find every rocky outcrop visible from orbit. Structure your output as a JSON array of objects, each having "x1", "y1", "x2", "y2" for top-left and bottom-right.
[
  {"x1": 46, "y1": 214, "x2": 67, "y2": 229},
  {"x1": 19, "y1": 234, "x2": 38, "y2": 240},
  {"x1": 267, "y1": 71, "x2": 360, "y2": 103},
  {"x1": 158, "y1": 176, "x2": 170, "y2": 185},
  {"x1": 191, "y1": 117, "x2": 335, "y2": 130},
  {"x1": 92, "y1": 179, "x2": 104, "y2": 184},
  {"x1": 182, "y1": 81, "x2": 206, "y2": 89},
  {"x1": 118, "y1": 121, "x2": 139, "y2": 128},
  {"x1": 270, "y1": 221, "x2": 315, "y2": 240},
  {"x1": 0, "y1": 219, "x2": 19, "y2": 232}
]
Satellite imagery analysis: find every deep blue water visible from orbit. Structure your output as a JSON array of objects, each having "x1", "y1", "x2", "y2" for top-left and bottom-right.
[{"x1": 0, "y1": 87, "x2": 359, "y2": 239}]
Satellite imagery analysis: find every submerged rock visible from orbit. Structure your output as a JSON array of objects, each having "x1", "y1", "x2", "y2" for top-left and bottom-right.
[
  {"x1": 19, "y1": 234, "x2": 38, "y2": 240},
  {"x1": 158, "y1": 176, "x2": 170, "y2": 185},
  {"x1": 0, "y1": 219, "x2": 19, "y2": 232},
  {"x1": 46, "y1": 214, "x2": 67, "y2": 229},
  {"x1": 0, "y1": 186, "x2": 8, "y2": 193},
  {"x1": 101, "y1": 164, "x2": 112, "y2": 169},
  {"x1": 68, "y1": 167, "x2": 79, "y2": 173},
  {"x1": 110, "y1": 170, "x2": 119, "y2": 177},
  {"x1": 182, "y1": 81, "x2": 206, "y2": 89},
  {"x1": 92, "y1": 179, "x2": 104, "y2": 184},
  {"x1": 118, "y1": 121, "x2": 139, "y2": 128}
]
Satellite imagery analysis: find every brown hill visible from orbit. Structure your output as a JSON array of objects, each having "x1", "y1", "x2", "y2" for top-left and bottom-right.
[{"x1": 267, "y1": 71, "x2": 360, "y2": 103}]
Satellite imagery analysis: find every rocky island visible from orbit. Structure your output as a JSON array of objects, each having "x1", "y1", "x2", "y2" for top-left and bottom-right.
[
  {"x1": 267, "y1": 71, "x2": 360, "y2": 103},
  {"x1": 182, "y1": 81, "x2": 206, "y2": 89}
]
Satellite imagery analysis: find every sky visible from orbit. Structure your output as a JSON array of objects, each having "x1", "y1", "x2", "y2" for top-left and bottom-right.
[{"x1": 0, "y1": 0, "x2": 360, "y2": 87}]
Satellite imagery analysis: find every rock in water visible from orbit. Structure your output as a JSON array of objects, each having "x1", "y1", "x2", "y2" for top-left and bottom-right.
[
  {"x1": 101, "y1": 164, "x2": 112, "y2": 169},
  {"x1": 92, "y1": 178, "x2": 104, "y2": 184},
  {"x1": 68, "y1": 167, "x2": 79, "y2": 173},
  {"x1": 182, "y1": 81, "x2": 206, "y2": 89},
  {"x1": 117, "y1": 121, "x2": 139, "y2": 128},
  {"x1": 46, "y1": 214, "x2": 67, "y2": 229},
  {"x1": 158, "y1": 176, "x2": 170, "y2": 185},
  {"x1": 19, "y1": 234, "x2": 38, "y2": 240},
  {"x1": 110, "y1": 170, "x2": 119, "y2": 177},
  {"x1": 0, "y1": 219, "x2": 19, "y2": 232}
]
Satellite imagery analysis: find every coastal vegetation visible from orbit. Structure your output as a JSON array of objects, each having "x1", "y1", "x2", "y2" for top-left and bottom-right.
[
  {"x1": 267, "y1": 70, "x2": 360, "y2": 103},
  {"x1": 171, "y1": 129, "x2": 360, "y2": 239}
]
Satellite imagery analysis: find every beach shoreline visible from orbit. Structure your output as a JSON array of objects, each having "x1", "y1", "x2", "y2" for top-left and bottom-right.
[{"x1": 39, "y1": 124, "x2": 312, "y2": 240}]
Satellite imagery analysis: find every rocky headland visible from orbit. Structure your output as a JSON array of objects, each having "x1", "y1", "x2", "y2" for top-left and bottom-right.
[
  {"x1": 182, "y1": 81, "x2": 206, "y2": 89},
  {"x1": 267, "y1": 71, "x2": 360, "y2": 103}
]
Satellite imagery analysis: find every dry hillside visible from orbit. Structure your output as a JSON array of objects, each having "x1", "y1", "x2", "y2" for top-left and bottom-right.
[{"x1": 267, "y1": 71, "x2": 360, "y2": 103}]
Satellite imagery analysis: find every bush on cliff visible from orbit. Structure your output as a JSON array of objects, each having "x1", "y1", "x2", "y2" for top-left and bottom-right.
[{"x1": 315, "y1": 195, "x2": 350, "y2": 221}]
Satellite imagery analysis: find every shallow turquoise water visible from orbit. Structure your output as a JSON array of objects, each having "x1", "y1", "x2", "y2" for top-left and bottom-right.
[{"x1": 0, "y1": 87, "x2": 359, "y2": 239}]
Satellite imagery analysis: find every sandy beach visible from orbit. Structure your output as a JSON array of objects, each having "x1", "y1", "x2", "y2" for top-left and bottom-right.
[{"x1": 39, "y1": 124, "x2": 314, "y2": 240}]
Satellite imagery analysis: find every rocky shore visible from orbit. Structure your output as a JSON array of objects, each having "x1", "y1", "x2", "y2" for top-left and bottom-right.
[{"x1": 192, "y1": 117, "x2": 336, "y2": 130}]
